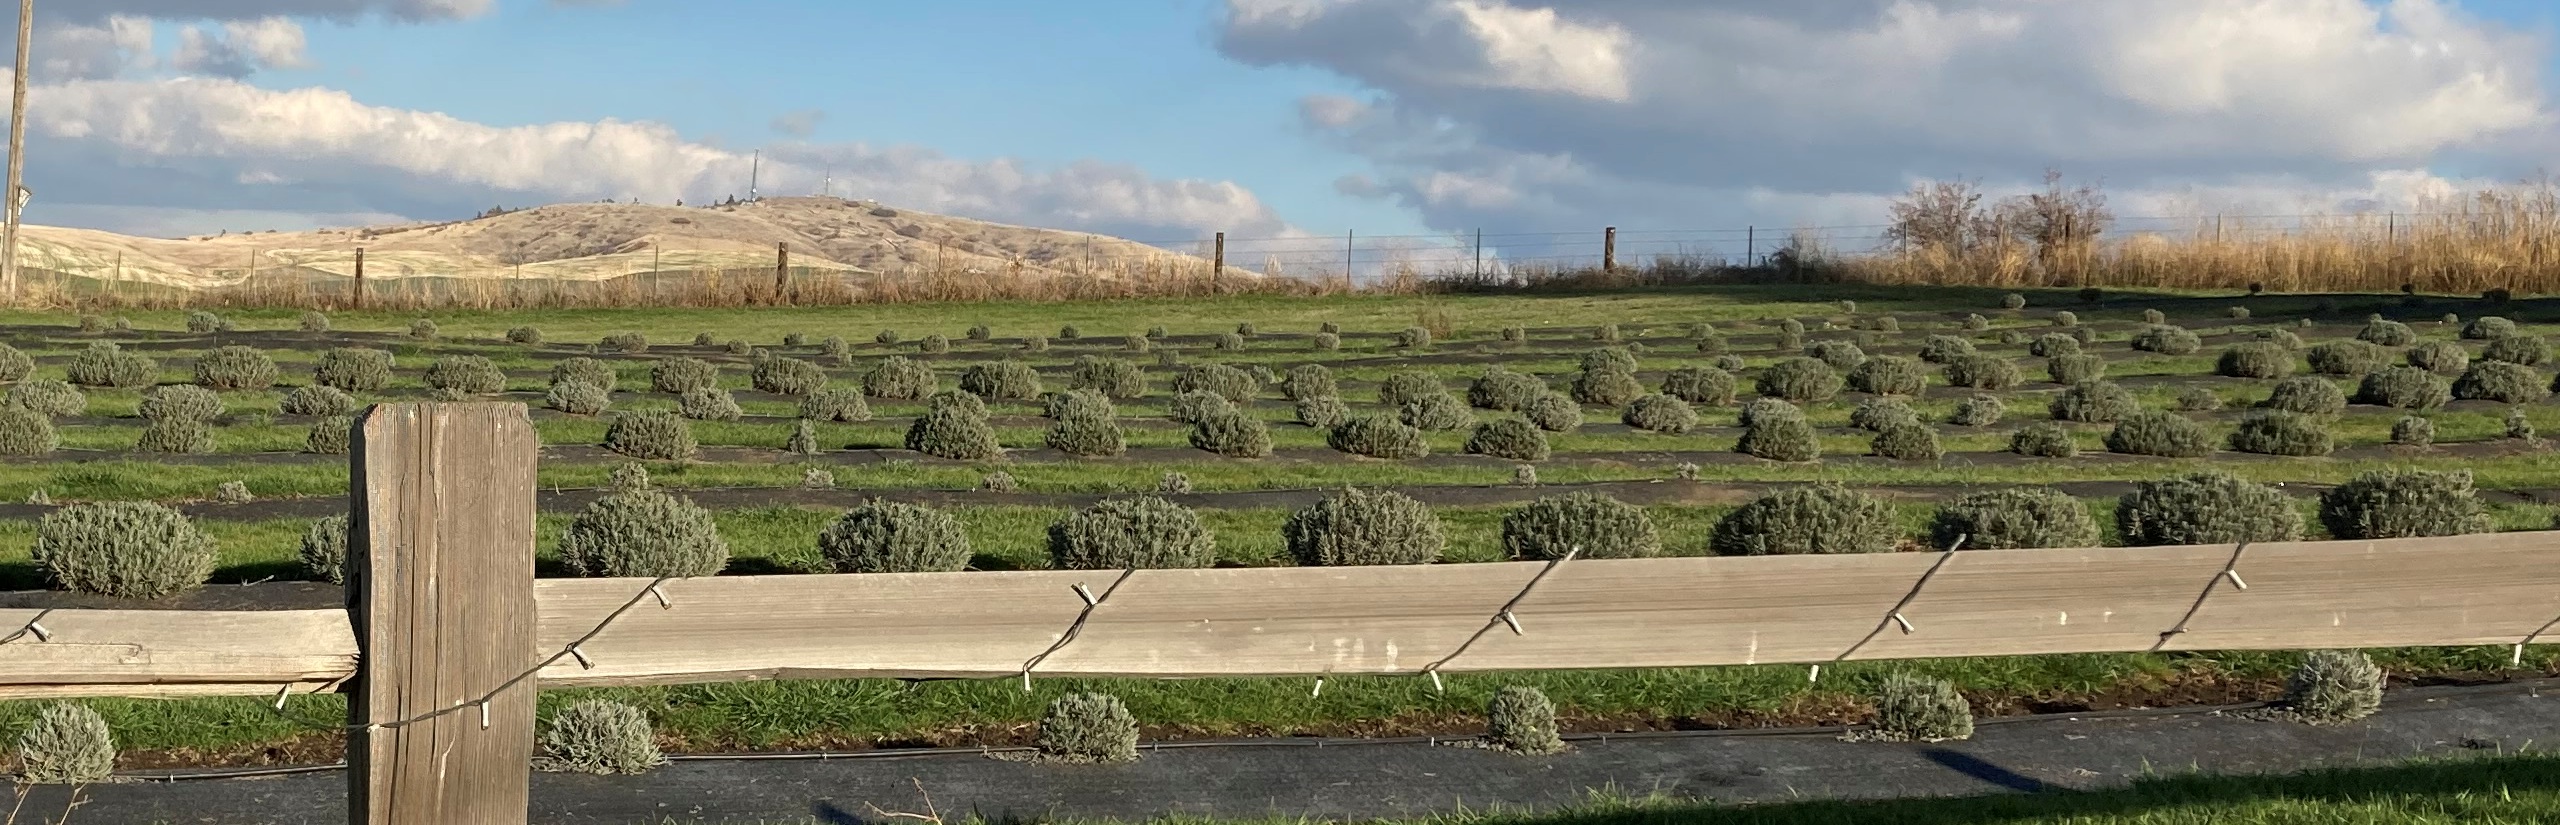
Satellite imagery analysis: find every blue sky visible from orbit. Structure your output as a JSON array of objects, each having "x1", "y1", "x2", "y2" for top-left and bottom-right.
[{"x1": 24, "y1": 0, "x2": 2560, "y2": 264}]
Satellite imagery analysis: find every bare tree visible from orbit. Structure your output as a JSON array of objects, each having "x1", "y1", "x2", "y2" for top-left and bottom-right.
[
  {"x1": 1992, "y1": 169, "x2": 2111, "y2": 266},
  {"x1": 1883, "y1": 179, "x2": 1992, "y2": 254}
]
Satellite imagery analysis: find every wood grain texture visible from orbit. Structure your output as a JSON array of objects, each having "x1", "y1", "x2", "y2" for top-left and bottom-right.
[
  {"x1": 9, "y1": 532, "x2": 2560, "y2": 698},
  {"x1": 0, "y1": 608, "x2": 353, "y2": 699},
  {"x1": 348, "y1": 403, "x2": 540, "y2": 825},
  {"x1": 531, "y1": 532, "x2": 2560, "y2": 686}
]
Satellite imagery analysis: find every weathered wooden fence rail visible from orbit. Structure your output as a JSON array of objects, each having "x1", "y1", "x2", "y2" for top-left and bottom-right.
[{"x1": 3, "y1": 402, "x2": 2559, "y2": 823}]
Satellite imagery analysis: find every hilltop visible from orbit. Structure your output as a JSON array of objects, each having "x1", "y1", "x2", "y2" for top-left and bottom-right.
[{"x1": 14, "y1": 197, "x2": 1232, "y2": 289}]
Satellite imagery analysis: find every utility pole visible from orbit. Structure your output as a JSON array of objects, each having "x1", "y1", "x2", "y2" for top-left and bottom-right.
[
  {"x1": 2, "y1": 0, "x2": 34, "y2": 304},
  {"x1": 748, "y1": 150, "x2": 761, "y2": 202}
]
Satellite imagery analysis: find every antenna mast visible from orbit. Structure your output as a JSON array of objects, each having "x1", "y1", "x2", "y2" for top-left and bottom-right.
[{"x1": 748, "y1": 150, "x2": 761, "y2": 202}]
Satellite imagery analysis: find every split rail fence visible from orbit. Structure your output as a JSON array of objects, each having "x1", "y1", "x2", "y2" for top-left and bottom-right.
[{"x1": 6, "y1": 402, "x2": 2560, "y2": 823}]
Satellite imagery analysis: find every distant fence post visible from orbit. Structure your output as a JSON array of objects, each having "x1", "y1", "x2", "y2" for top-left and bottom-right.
[
  {"x1": 1212, "y1": 232, "x2": 1225, "y2": 278},
  {"x1": 774, "y1": 242, "x2": 790, "y2": 303},
  {"x1": 1603, "y1": 226, "x2": 1617, "y2": 272},
  {"x1": 352, "y1": 248, "x2": 366, "y2": 311},
  {"x1": 348, "y1": 403, "x2": 540, "y2": 825}
]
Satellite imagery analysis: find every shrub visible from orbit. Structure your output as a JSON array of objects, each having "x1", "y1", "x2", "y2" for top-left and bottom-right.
[
  {"x1": 286, "y1": 514, "x2": 353, "y2": 585},
  {"x1": 1396, "y1": 326, "x2": 1431, "y2": 348},
  {"x1": 2050, "y1": 380, "x2": 2138, "y2": 423},
  {"x1": 1309, "y1": 331, "x2": 1341, "y2": 350},
  {"x1": 2117, "y1": 470, "x2": 2303, "y2": 545},
  {"x1": 771, "y1": 417, "x2": 821, "y2": 456},
  {"x1": 649, "y1": 357, "x2": 719, "y2": 394},
  {"x1": 1779, "y1": 318, "x2": 1806, "y2": 335},
  {"x1": 14, "y1": 702, "x2": 115, "y2": 785},
  {"x1": 1173, "y1": 363, "x2": 1260, "y2": 403},
  {"x1": 1774, "y1": 331, "x2": 1803, "y2": 352},
  {"x1": 307, "y1": 415, "x2": 353, "y2": 455},
  {"x1": 2130, "y1": 324, "x2": 2201, "y2": 355},
  {"x1": 2484, "y1": 335, "x2": 2549, "y2": 366},
  {"x1": 2028, "y1": 333, "x2": 2081, "y2": 358},
  {"x1": 1737, "y1": 396, "x2": 1799, "y2": 427},
  {"x1": 1276, "y1": 365, "x2": 1338, "y2": 404},
  {"x1": 537, "y1": 700, "x2": 665, "y2": 776},
  {"x1": 1923, "y1": 396, "x2": 1995, "y2": 430},
  {"x1": 602, "y1": 333, "x2": 649, "y2": 355},
  {"x1": 1756, "y1": 357, "x2": 1842, "y2": 403},
  {"x1": 1806, "y1": 340, "x2": 1865, "y2": 371},
  {"x1": 1569, "y1": 368, "x2": 1644, "y2": 406},
  {"x1": 1850, "y1": 397, "x2": 1919, "y2": 432},
  {"x1": 1513, "y1": 392, "x2": 1579, "y2": 432},
  {"x1": 1329, "y1": 415, "x2": 1428, "y2": 459},
  {"x1": 2260, "y1": 377, "x2": 2348, "y2": 415},
  {"x1": 1214, "y1": 332, "x2": 1245, "y2": 351},
  {"x1": 2105, "y1": 410, "x2": 2212, "y2": 457},
  {"x1": 2318, "y1": 469, "x2": 2492, "y2": 539},
  {"x1": 2514, "y1": 408, "x2": 2539, "y2": 440},
  {"x1": 1928, "y1": 488, "x2": 2098, "y2": 551},
  {"x1": 2228, "y1": 409, "x2": 2333, "y2": 456},
  {"x1": 2453, "y1": 361, "x2": 2549, "y2": 403},
  {"x1": 1917, "y1": 335, "x2": 1975, "y2": 365},
  {"x1": 2142, "y1": 308, "x2": 2167, "y2": 324},
  {"x1": 1621, "y1": 394, "x2": 1698, "y2": 434},
  {"x1": 800, "y1": 388, "x2": 871, "y2": 422},
  {"x1": 7, "y1": 379, "x2": 83, "y2": 417},
  {"x1": 954, "y1": 360, "x2": 1041, "y2": 402},
  {"x1": 2227, "y1": 305, "x2": 2251, "y2": 320},
  {"x1": 547, "y1": 380, "x2": 611, "y2": 415},
  {"x1": 549, "y1": 357, "x2": 618, "y2": 394},
  {"x1": 2162, "y1": 389, "x2": 2219, "y2": 415},
  {"x1": 2017, "y1": 425, "x2": 2078, "y2": 458},
  {"x1": 1056, "y1": 324, "x2": 1082, "y2": 341},
  {"x1": 2216, "y1": 343, "x2": 2293, "y2": 379},
  {"x1": 2304, "y1": 340, "x2": 2384, "y2": 377},
  {"x1": 135, "y1": 416, "x2": 213, "y2": 454},
  {"x1": 1872, "y1": 423, "x2": 1943, "y2": 460},
  {"x1": 139, "y1": 384, "x2": 224, "y2": 421},
  {"x1": 2391, "y1": 415, "x2": 2436, "y2": 446},
  {"x1": 2279, "y1": 650, "x2": 2384, "y2": 725},
  {"x1": 1294, "y1": 395, "x2": 1350, "y2": 430},
  {"x1": 185, "y1": 310, "x2": 228, "y2": 334},
  {"x1": 423, "y1": 355, "x2": 505, "y2": 395},
  {"x1": 2257, "y1": 328, "x2": 2306, "y2": 351},
  {"x1": 2358, "y1": 318, "x2": 2417, "y2": 346},
  {"x1": 34, "y1": 501, "x2": 217, "y2": 598},
  {"x1": 1283, "y1": 487, "x2": 1445, "y2": 566},
  {"x1": 2046, "y1": 353, "x2": 2106, "y2": 385},
  {"x1": 1714, "y1": 354, "x2": 1747, "y2": 372},
  {"x1": 0, "y1": 406, "x2": 57, "y2": 455},
  {"x1": 1168, "y1": 389, "x2": 1234, "y2": 425},
  {"x1": 672, "y1": 387, "x2": 739, "y2": 421},
  {"x1": 2406, "y1": 341, "x2": 2469, "y2": 373},
  {"x1": 874, "y1": 329, "x2": 902, "y2": 346},
  {"x1": 2463, "y1": 316, "x2": 2517, "y2": 339},
  {"x1": 1036, "y1": 693, "x2": 1140, "y2": 763},
  {"x1": 1047, "y1": 401, "x2": 1126, "y2": 457},
  {"x1": 864, "y1": 356, "x2": 938, "y2": 399},
  {"x1": 1158, "y1": 472, "x2": 1192, "y2": 494},
  {"x1": 1049, "y1": 497, "x2": 1215, "y2": 569},
  {"x1": 409, "y1": 318, "x2": 438, "y2": 339},
  {"x1": 1502, "y1": 492, "x2": 1659, "y2": 560},
  {"x1": 2054, "y1": 309, "x2": 2080, "y2": 326},
  {"x1": 1737, "y1": 413, "x2": 1820, "y2": 462},
  {"x1": 2353, "y1": 366, "x2": 2451, "y2": 410},
  {"x1": 1395, "y1": 391, "x2": 1472, "y2": 432},
  {"x1": 2002, "y1": 293, "x2": 2027, "y2": 310},
  {"x1": 67, "y1": 342, "x2": 157, "y2": 388},
  {"x1": 1648, "y1": 366, "x2": 1734, "y2": 407},
  {"x1": 906, "y1": 394, "x2": 1003, "y2": 459},
  {"x1": 1873, "y1": 673, "x2": 1974, "y2": 742},
  {"x1": 186, "y1": 345, "x2": 277, "y2": 391},
  {"x1": 1056, "y1": 357, "x2": 1148, "y2": 404},
  {"x1": 1934, "y1": 353, "x2": 2017, "y2": 391},
  {"x1": 1845, "y1": 356, "x2": 1925, "y2": 396},
  {"x1": 1470, "y1": 368, "x2": 1547, "y2": 410},
  {"x1": 1482, "y1": 686, "x2": 1565, "y2": 755},
  {"x1": 817, "y1": 501, "x2": 973, "y2": 573},
  {"x1": 604, "y1": 411, "x2": 697, "y2": 460},
  {"x1": 1709, "y1": 484, "x2": 1897, "y2": 556},
  {"x1": 559, "y1": 487, "x2": 729, "y2": 577},
  {"x1": 1190, "y1": 408, "x2": 1273, "y2": 457},
  {"x1": 751, "y1": 356, "x2": 829, "y2": 397},
  {"x1": 1459, "y1": 417, "x2": 1549, "y2": 460},
  {"x1": 488, "y1": 325, "x2": 539, "y2": 345}
]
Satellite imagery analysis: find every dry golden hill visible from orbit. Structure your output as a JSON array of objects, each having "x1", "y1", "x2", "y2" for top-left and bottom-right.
[{"x1": 14, "y1": 197, "x2": 1239, "y2": 289}]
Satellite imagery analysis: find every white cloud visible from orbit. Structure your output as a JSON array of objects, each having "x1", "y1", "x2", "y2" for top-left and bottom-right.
[
  {"x1": 1223, "y1": 0, "x2": 2556, "y2": 236},
  {"x1": 170, "y1": 18, "x2": 312, "y2": 78},
  {"x1": 30, "y1": 16, "x2": 156, "y2": 81},
  {"x1": 769, "y1": 109, "x2": 826, "y2": 138},
  {"x1": 18, "y1": 75, "x2": 1296, "y2": 243}
]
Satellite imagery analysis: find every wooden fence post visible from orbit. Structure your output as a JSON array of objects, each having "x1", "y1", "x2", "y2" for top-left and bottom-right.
[
  {"x1": 774, "y1": 241, "x2": 790, "y2": 302},
  {"x1": 1212, "y1": 232, "x2": 1225, "y2": 278},
  {"x1": 348, "y1": 403, "x2": 540, "y2": 825},
  {"x1": 1603, "y1": 226, "x2": 1617, "y2": 272},
  {"x1": 353, "y1": 248, "x2": 366, "y2": 311}
]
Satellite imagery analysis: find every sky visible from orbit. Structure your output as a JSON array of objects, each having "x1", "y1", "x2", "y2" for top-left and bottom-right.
[{"x1": 17, "y1": 0, "x2": 2560, "y2": 267}]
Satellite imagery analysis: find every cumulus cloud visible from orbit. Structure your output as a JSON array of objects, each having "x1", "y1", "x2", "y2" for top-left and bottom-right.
[
  {"x1": 1225, "y1": 0, "x2": 2557, "y2": 236},
  {"x1": 30, "y1": 16, "x2": 156, "y2": 81},
  {"x1": 18, "y1": 75, "x2": 1295, "y2": 242},
  {"x1": 169, "y1": 18, "x2": 311, "y2": 78}
]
